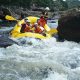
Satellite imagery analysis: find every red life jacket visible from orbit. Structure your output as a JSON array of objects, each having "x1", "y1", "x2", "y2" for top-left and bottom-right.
[
  {"x1": 20, "y1": 23, "x2": 31, "y2": 33},
  {"x1": 38, "y1": 16, "x2": 47, "y2": 27},
  {"x1": 34, "y1": 26, "x2": 44, "y2": 34},
  {"x1": 24, "y1": 24, "x2": 31, "y2": 32}
]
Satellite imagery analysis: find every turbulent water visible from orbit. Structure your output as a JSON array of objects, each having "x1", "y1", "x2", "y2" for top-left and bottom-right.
[{"x1": 0, "y1": 20, "x2": 80, "y2": 80}]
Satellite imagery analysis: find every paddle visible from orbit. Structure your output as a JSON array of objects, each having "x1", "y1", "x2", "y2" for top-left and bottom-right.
[
  {"x1": 5, "y1": 15, "x2": 18, "y2": 21},
  {"x1": 47, "y1": 28, "x2": 58, "y2": 36}
]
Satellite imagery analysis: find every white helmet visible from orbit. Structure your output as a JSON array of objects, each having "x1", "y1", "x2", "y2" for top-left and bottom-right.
[
  {"x1": 34, "y1": 23, "x2": 38, "y2": 25},
  {"x1": 25, "y1": 19, "x2": 30, "y2": 23},
  {"x1": 26, "y1": 20, "x2": 30, "y2": 22},
  {"x1": 45, "y1": 7, "x2": 50, "y2": 11}
]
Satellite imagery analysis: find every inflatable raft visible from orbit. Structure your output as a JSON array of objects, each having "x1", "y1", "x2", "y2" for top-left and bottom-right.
[{"x1": 10, "y1": 16, "x2": 57, "y2": 39}]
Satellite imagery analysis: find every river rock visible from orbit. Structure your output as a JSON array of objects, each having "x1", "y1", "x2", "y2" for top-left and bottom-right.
[
  {"x1": 0, "y1": 35, "x2": 18, "y2": 48},
  {"x1": 57, "y1": 10, "x2": 80, "y2": 42},
  {"x1": 0, "y1": 6, "x2": 11, "y2": 20}
]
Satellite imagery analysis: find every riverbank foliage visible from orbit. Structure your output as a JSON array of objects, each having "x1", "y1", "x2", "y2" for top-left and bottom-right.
[{"x1": 0, "y1": 0, "x2": 80, "y2": 11}]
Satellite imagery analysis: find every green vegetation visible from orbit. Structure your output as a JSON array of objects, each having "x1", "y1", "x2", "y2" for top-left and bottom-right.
[{"x1": 0, "y1": 0, "x2": 80, "y2": 11}]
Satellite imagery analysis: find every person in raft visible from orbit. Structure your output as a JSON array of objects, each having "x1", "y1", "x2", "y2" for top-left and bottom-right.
[
  {"x1": 19, "y1": 13, "x2": 25, "y2": 20},
  {"x1": 37, "y1": 16, "x2": 47, "y2": 28},
  {"x1": 32, "y1": 23, "x2": 44, "y2": 34},
  {"x1": 20, "y1": 19, "x2": 32, "y2": 33},
  {"x1": 41, "y1": 7, "x2": 50, "y2": 22}
]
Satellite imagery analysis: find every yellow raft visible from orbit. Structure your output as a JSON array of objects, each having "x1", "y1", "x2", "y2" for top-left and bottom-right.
[{"x1": 10, "y1": 16, "x2": 57, "y2": 39}]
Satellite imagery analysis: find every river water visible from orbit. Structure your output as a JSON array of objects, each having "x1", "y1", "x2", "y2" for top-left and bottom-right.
[{"x1": 0, "y1": 20, "x2": 80, "y2": 80}]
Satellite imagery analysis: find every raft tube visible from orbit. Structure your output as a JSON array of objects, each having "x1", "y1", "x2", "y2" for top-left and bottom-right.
[{"x1": 10, "y1": 16, "x2": 57, "y2": 39}]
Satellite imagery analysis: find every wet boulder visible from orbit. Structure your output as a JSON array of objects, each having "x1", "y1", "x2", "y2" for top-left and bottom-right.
[
  {"x1": 0, "y1": 35, "x2": 18, "y2": 48},
  {"x1": 0, "y1": 11, "x2": 5, "y2": 20},
  {"x1": 57, "y1": 10, "x2": 80, "y2": 42},
  {"x1": 0, "y1": 7, "x2": 11, "y2": 20}
]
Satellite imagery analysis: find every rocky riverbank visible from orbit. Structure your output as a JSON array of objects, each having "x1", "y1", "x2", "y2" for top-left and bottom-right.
[
  {"x1": 0, "y1": 6, "x2": 55, "y2": 19},
  {"x1": 0, "y1": 6, "x2": 60, "y2": 27}
]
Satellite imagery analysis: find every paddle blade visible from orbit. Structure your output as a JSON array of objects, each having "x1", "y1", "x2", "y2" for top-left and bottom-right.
[
  {"x1": 5, "y1": 15, "x2": 17, "y2": 21},
  {"x1": 47, "y1": 28, "x2": 58, "y2": 35}
]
